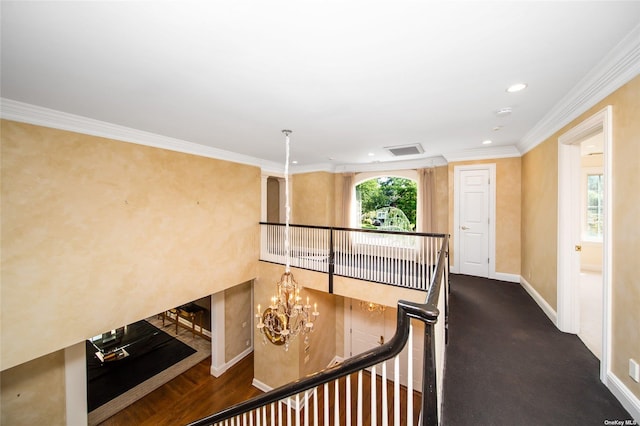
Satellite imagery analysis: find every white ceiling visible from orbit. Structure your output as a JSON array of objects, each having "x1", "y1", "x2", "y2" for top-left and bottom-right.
[{"x1": 2, "y1": 1, "x2": 639, "y2": 171}]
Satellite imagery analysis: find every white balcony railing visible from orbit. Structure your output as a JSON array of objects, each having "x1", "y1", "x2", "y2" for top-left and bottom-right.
[{"x1": 260, "y1": 223, "x2": 445, "y2": 291}]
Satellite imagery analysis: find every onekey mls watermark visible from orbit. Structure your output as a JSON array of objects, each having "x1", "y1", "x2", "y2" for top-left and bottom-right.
[{"x1": 603, "y1": 420, "x2": 637, "y2": 425}]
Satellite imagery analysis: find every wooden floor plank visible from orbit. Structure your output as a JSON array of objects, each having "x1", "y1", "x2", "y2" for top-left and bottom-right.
[{"x1": 99, "y1": 352, "x2": 422, "y2": 426}]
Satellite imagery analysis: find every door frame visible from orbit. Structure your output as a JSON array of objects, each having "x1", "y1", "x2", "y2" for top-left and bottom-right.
[
  {"x1": 557, "y1": 105, "x2": 612, "y2": 383},
  {"x1": 453, "y1": 164, "x2": 496, "y2": 278}
]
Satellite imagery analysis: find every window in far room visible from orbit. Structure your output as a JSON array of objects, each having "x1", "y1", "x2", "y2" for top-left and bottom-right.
[
  {"x1": 355, "y1": 176, "x2": 417, "y2": 232},
  {"x1": 584, "y1": 172, "x2": 604, "y2": 240}
]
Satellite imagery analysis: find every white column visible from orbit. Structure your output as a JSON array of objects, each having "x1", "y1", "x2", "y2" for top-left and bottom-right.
[
  {"x1": 210, "y1": 291, "x2": 226, "y2": 377},
  {"x1": 65, "y1": 341, "x2": 88, "y2": 426}
]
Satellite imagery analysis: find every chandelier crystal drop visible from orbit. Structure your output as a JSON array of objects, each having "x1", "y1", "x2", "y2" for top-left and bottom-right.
[{"x1": 256, "y1": 130, "x2": 319, "y2": 351}]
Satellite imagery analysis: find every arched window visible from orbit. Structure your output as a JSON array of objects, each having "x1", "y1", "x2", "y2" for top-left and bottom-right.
[{"x1": 355, "y1": 176, "x2": 417, "y2": 232}]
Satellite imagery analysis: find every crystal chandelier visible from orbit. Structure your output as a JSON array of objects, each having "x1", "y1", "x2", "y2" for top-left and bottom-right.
[{"x1": 256, "y1": 130, "x2": 319, "y2": 350}]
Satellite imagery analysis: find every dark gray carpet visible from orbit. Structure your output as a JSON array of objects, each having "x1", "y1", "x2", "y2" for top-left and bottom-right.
[{"x1": 442, "y1": 274, "x2": 632, "y2": 426}]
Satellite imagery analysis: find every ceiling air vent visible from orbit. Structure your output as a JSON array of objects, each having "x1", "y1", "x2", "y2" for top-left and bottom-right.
[{"x1": 385, "y1": 143, "x2": 424, "y2": 157}]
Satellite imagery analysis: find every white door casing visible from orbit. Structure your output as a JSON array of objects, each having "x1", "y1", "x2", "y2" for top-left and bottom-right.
[
  {"x1": 453, "y1": 165, "x2": 496, "y2": 278},
  {"x1": 557, "y1": 105, "x2": 612, "y2": 384}
]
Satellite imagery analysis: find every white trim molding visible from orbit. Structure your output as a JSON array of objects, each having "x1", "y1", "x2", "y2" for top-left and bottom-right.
[
  {"x1": 443, "y1": 145, "x2": 521, "y2": 163},
  {"x1": 520, "y1": 276, "x2": 558, "y2": 326},
  {"x1": 606, "y1": 372, "x2": 640, "y2": 423},
  {"x1": 557, "y1": 106, "x2": 612, "y2": 384},
  {"x1": 211, "y1": 347, "x2": 253, "y2": 378},
  {"x1": 519, "y1": 22, "x2": 640, "y2": 154},
  {"x1": 0, "y1": 97, "x2": 282, "y2": 171}
]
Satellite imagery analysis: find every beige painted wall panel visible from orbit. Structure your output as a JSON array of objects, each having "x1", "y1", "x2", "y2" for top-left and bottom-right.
[
  {"x1": 521, "y1": 75, "x2": 640, "y2": 399},
  {"x1": 1, "y1": 120, "x2": 261, "y2": 370},
  {"x1": 300, "y1": 288, "x2": 337, "y2": 378},
  {"x1": 448, "y1": 157, "x2": 521, "y2": 275},
  {"x1": 434, "y1": 165, "x2": 449, "y2": 235},
  {"x1": 225, "y1": 281, "x2": 253, "y2": 362},
  {"x1": 1, "y1": 351, "x2": 66, "y2": 426},
  {"x1": 608, "y1": 76, "x2": 640, "y2": 397},
  {"x1": 254, "y1": 262, "x2": 339, "y2": 387},
  {"x1": 521, "y1": 139, "x2": 558, "y2": 307},
  {"x1": 292, "y1": 172, "x2": 335, "y2": 226}
]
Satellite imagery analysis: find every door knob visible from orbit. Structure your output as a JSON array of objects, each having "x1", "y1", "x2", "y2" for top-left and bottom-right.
[
  {"x1": 575, "y1": 245, "x2": 582, "y2": 252},
  {"x1": 378, "y1": 335, "x2": 384, "y2": 345},
  {"x1": 461, "y1": 226, "x2": 469, "y2": 230}
]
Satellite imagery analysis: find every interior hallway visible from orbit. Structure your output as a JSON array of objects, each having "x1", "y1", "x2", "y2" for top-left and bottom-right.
[{"x1": 442, "y1": 274, "x2": 631, "y2": 425}]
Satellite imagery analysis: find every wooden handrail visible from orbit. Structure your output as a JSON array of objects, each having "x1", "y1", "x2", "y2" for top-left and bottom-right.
[{"x1": 187, "y1": 234, "x2": 449, "y2": 426}]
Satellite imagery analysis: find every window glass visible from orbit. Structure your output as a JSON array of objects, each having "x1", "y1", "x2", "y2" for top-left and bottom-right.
[
  {"x1": 585, "y1": 173, "x2": 603, "y2": 239},
  {"x1": 355, "y1": 177, "x2": 417, "y2": 232}
]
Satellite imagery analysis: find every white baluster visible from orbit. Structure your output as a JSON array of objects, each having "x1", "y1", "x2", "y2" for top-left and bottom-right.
[
  {"x1": 313, "y1": 387, "x2": 318, "y2": 426},
  {"x1": 263, "y1": 406, "x2": 267, "y2": 426},
  {"x1": 271, "y1": 403, "x2": 275, "y2": 426},
  {"x1": 250, "y1": 409, "x2": 253, "y2": 426},
  {"x1": 407, "y1": 324, "x2": 413, "y2": 426},
  {"x1": 346, "y1": 374, "x2": 351, "y2": 426},
  {"x1": 371, "y1": 365, "x2": 377, "y2": 426},
  {"x1": 256, "y1": 406, "x2": 261, "y2": 426},
  {"x1": 324, "y1": 383, "x2": 329, "y2": 426},
  {"x1": 278, "y1": 398, "x2": 283, "y2": 426},
  {"x1": 304, "y1": 391, "x2": 309, "y2": 426},
  {"x1": 357, "y1": 370, "x2": 363, "y2": 426},
  {"x1": 394, "y1": 355, "x2": 400, "y2": 426},
  {"x1": 334, "y1": 380, "x2": 340, "y2": 426},
  {"x1": 381, "y1": 362, "x2": 388, "y2": 426}
]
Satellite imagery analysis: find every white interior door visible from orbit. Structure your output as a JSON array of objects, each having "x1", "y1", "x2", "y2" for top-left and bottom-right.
[{"x1": 459, "y1": 169, "x2": 490, "y2": 277}]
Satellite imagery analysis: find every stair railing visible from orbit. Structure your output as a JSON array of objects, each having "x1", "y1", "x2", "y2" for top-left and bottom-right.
[{"x1": 187, "y1": 234, "x2": 449, "y2": 426}]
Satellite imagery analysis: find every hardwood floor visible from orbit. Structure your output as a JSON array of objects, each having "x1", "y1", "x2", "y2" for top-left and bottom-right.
[
  {"x1": 99, "y1": 353, "x2": 422, "y2": 426},
  {"x1": 99, "y1": 354, "x2": 262, "y2": 426}
]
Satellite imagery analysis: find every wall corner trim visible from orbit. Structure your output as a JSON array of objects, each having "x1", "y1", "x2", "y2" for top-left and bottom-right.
[{"x1": 520, "y1": 276, "x2": 558, "y2": 326}]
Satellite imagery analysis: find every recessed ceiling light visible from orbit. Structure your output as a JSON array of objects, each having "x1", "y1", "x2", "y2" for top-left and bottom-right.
[
  {"x1": 482, "y1": 140, "x2": 493, "y2": 145},
  {"x1": 368, "y1": 152, "x2": 375, "y2": 156},
  {"x1": 493, "y1": 126, "x2": 503, "y2": 131},
  {"x1": 496, "y1": 107, "x2": 512, "y2": 117},
  {"x1": 292, "y1": 160, "x2": 298, "y2": 164},
  {"x1": 506, "y1": 83, "x2": 528, "y2": 93}
]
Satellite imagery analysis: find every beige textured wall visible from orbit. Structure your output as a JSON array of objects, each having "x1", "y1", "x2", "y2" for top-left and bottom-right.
[
  {"x1": 448, "y1": 157, "x2": 521, "y2": 274},
  {"x1": 254, "y1": 262, "x2": 338, "y2": 386},
  {"x1": 521, "y1": 75, "x2": 640, "y2": 398},
  {"x1": 225, "y1": 281, "x2": 253, "y2": 362},
  {"x1": 1, "y1": 351, "x2": 66, "y2": 426},
  {"x1": 266, "y1": 177, "x2": 280, "y2": 222},
  {"x1": 1, "y1": 120, "x2": 261, "y2": 370},
  {"x1": 292, "y1": 172, "x2": 335, "y2": 226},
  {"x1": 434, "y1": 165, "x2": 449, "y2": 235},
  {"x1": 521, "y1": 140, "x2": 558, "y2": 306}
]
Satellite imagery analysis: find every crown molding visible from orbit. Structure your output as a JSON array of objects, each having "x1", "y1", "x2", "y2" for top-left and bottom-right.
[
  {"x1": 333, "y1": 156, "x2": 448, "y2": 174},
  {"x1": 0, "y1": 98, "x2": 283, "y2": 170},
  {"x1": 443, "y1": 145, "x2": 521, "y2": 163},
  {"x1": 518, "y1": 22, "x2": 640, "y2": 155}
]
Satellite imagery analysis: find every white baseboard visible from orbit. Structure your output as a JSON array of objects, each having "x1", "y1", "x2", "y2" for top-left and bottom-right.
[
  {"x1": 520, "y1": 276, "x2": 557, "y2": 326},
  {"x1": 210, "y1": 347, "x2": 253, "y2": 377},
  {"x1": 251, "y1": 378, "x2": 272, "y2": 393},
  {"x1": 606, "y1": 372, "x2": 640, "y2": 423},
  {"x1": 491, "y1": 272, "x2": 520, "y2": 283}
]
